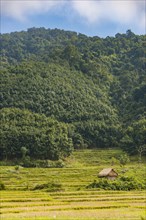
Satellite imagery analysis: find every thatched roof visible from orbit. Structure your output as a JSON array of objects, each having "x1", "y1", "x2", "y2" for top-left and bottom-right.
[{"x1": 98, "y1": 168, "x2": 118, "y2": 177}]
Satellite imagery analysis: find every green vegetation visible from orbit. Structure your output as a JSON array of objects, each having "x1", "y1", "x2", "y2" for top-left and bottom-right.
[
  {"x1": 32, "y1": 182, "x2": 63, "y2": 192},
  {"x1": 0, "y1": 108, "x2": 73, "y2": 161},
  {"x1": 1, "y1": 27, "x2": 145, "y2": 219},
  {"x1": 0, "y1": 28, "x2": 146, "y2": 161},
  {"x1": 87, "y1": 176, "x2": 146, "y2": 191},
  {"x1": 0, "y1": 181, "x2": 5, "y2": 190}
]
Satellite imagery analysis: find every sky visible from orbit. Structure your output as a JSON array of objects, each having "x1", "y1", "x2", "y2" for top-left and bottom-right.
[{"x1": 1, "y1": 0, "x2": 146, "y2": 37}]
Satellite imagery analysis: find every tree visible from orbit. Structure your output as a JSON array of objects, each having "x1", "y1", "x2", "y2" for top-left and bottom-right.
[
  {"x1": 119, "y1": 154, "x2": 130, "y2": 166},
  {"x1": 1, "y1": 28, "x2": 145, "y2": 156},
  {"x1": 62, "y1": 45, "x2": 80, "y2": 69},
  {"x1": 137, "y1": 145, "x2": 146, "y2": 163},
  {"x1": 0, "y1": 108, "x2": 73, "y2": 160},
  {"x1": 21, "y1": 147, "x2": 28, "y2": 160},
  {"x1": 121, "y1": 119, "x2": 146, "y2": 157}
]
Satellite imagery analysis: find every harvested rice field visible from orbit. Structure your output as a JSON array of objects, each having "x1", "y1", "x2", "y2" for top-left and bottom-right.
[
  {"x1": 0, "y1": 149, "x2": 146, "y2": 220},
  {"x1": 1, "y1": 190, "x2": 146, "y2": 220}
]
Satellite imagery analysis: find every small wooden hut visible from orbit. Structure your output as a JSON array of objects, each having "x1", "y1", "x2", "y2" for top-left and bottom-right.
[{"x1": 98, "y1": 168, "x2": 118, "y2": 180}]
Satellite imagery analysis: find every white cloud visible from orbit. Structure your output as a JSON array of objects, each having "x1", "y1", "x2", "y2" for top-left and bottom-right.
[
  {"x1": 71, "y1": 0, "x2": 145, "y2": 29},
  {"x1": 103, "y1": 1, "x2": 137, "y2": 24},
  {"x1": 1, "y1": 0, "x2": 145, "y2": 32},
  {"x1": 1, "y1": 0, "x2": 64, "y2": 21},
  {"x1": 71, "y1": 1, "x2": 102, "y2": 23}
]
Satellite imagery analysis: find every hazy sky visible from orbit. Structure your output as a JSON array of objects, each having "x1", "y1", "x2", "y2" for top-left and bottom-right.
[{"x1": 1, "y1": 0, "x2": 146, "y2": 37}]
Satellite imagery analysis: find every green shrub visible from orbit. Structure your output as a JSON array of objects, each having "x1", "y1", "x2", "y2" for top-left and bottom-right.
[
  {"x1": 0, "y1": 181, "x2": 5, "y2": 190},
  {"x1": 34, "y1": 159, "x2": 65, "y2": 168},
  {"x1": 118, "y1": 154, "x2": 130, "y2": 166},
  {"x1": 14, "y1": 165, "x2": 20, "y2": 171},
  {"x1": 21, "y1": 156, "x2": 36, "y2": 167},
  {"x1": 32, "y1": 183, "x2": 49, "y2": 190},
  {"x1": 54, "y1": 160, "x2": 65, "y2": 168},
  {"x1": 35, "y1": 160, "x2": 49, "y2": 168},
  {"x1": 47, "y1": 159, "x2": 65, "y2": 168},
  {"x1": 32, "y1": 182, "x2": 63, "y2": 192},
  {"x1": 87, "y1": 175, "x2": 146, "y2": 191}
]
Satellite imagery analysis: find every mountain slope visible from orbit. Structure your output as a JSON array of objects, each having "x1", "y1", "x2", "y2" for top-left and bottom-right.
[{"x1": 0, "y1": 28, "x2": 145, "y2": 158}]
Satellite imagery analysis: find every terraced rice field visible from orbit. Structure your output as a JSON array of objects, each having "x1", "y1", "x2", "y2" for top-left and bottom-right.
[
  {"x1": 0, "y1": 149, "x2": 146, "y2": 219},
  {"x1": 1, "y1": 190, "x2": 146, "y2": 220}
]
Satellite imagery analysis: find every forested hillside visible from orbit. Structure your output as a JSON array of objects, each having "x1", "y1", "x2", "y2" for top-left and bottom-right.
[{"x1": 0, "y1": 28, "x2": 146, "y2": 160}]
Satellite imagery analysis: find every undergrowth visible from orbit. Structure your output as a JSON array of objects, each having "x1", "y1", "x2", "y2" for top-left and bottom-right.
[{"x1": 87, "y1": 175, "x2": 146, "y2": 191}]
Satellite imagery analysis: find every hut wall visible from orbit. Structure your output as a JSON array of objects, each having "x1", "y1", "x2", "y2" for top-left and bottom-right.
[
  {"x1": 107, "y1": 176, "x2": 117, "y2": 180},
  {"x1": 108, "y1": 170, "x2": 118, "y2": 177}
]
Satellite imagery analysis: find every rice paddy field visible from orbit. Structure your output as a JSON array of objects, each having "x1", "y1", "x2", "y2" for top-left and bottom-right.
[{"x1": 0, "y1": 149, "x2": 146, "y2": 220}]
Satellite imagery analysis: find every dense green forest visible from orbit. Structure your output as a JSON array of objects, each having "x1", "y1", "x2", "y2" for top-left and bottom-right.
[{"x1": 0, "y1": 28, "x2": 146, "y2": 161}]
